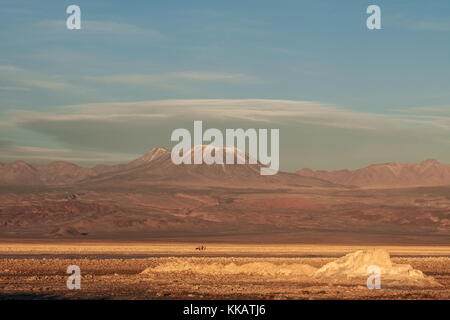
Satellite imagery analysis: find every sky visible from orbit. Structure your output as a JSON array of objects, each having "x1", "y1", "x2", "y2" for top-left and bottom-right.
[{"x1": 0, "y1": 0, "x2": 449, "y2": 171}]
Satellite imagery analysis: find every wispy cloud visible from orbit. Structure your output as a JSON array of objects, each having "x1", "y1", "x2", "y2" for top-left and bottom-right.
[
  {"x1": 24, "y1": 79, "x2": 76, "y2": 90},
  {"x1": 0, "y1": 145, "x2": 134, "y2": 164},
  {"x1": 408, "y1": 20, "x2": 450, "y2": 31},
  {"x1": 395, "y1": 105, "x2": 450, "y2": 131},
  {"x1": 0, "y1": 65, "x2": 22, "y2": 72},
  {"x1": 0, "y1": 86, "x2": 31, "y2": 91},
  {"x1": 85, "y1": 72, "x2": 257, "y2": 86},
  {"x1": 392, "y1": 15, "x2": 450, "y2": 32},
  {"x1": 0, "y1": 64, "x2": 93, "y2": 95},
  {"x1": 36, "y1": 20, "x2": 165, "y2": 38},
  {"x1": 397, "y1": 105, "x2": 450, "y2": 116},
  {"x1": 0, "y1": 64, "x2": 259, "y2": 104}
]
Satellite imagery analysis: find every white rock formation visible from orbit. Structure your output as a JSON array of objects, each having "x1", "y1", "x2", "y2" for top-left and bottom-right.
[{"x1": 314, "y1": 249, "x2": 440, "y2": 287}]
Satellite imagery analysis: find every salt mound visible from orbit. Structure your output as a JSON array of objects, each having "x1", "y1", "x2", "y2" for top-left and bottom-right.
[
  {"x1": 314, "y1": 249, "x2": 440, "y2": 287},
  {"x1": 141, "y1": 260, "x2": 317, "y2": 277}
]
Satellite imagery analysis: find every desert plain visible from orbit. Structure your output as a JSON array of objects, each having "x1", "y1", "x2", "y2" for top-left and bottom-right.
[{"x1": 0, "y1": 242, "x2": 448, "y2": 300}]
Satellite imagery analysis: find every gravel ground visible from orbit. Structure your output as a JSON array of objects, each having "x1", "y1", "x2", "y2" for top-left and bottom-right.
[{"x1": 1, "y1": 256, "x2": 449, "y2": 300}]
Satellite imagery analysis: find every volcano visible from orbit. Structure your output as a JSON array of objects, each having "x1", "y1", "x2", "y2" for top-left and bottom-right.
[{"x1": 80, "y1": 146, "x2": 333, "y2": 188}]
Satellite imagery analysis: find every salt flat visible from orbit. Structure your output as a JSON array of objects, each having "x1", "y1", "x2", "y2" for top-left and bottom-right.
[{"x1": 0, "y1": 242, "x2": 449, "y2": 256}]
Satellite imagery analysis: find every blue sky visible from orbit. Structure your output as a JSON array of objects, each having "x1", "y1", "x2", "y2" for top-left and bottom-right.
[{"x1": 1, "y1": 0, "x2": 450, "y2": 170}]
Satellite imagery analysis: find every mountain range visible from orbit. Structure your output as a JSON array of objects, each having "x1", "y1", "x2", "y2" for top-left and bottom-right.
[
  {"x1": 2, "y1": 147, "x2": 449, "y2": 188},
  {"x1": 297, "y1": 159, "x2": 450, "y2": 187}
]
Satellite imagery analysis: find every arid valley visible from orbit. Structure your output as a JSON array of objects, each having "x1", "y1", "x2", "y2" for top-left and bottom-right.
[{"x1": 1, "y1": 148, "x2": 449, "y2": 243}]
